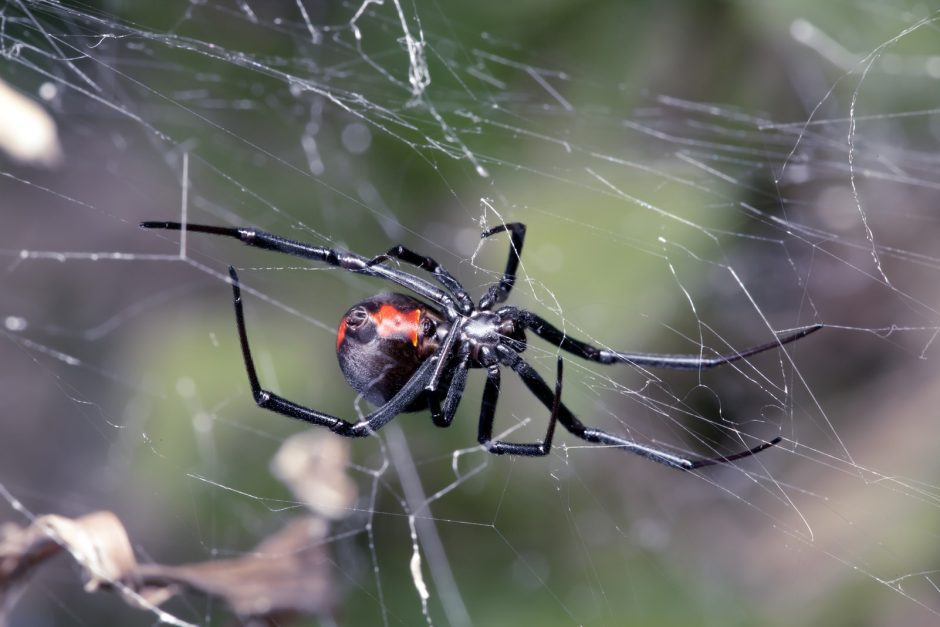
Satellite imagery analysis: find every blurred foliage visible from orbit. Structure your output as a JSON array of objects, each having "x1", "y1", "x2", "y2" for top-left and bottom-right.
[{"x1": 3, "y1": 0, "x2": 940, "y2": 625}]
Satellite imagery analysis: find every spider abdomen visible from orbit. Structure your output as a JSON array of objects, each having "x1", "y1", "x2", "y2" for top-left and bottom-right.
[{"x1": 336, "y1": 293, "x2": 446, "y2": 410}]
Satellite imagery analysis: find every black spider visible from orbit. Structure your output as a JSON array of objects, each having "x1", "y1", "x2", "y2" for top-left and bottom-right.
[{"x1": 140, "y1": 220, "x2": 821, "y2": 470}]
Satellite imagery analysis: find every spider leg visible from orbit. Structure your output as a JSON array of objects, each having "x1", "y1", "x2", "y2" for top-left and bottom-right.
[
  {"x1": 495, "y1": 346, "x2": 779, "y2": 470},
  {"x1": 366, "y1": 245, "x2": 474, "y2": 314},
  {"x1": 228, "y1": 266, "x2": 436, "y2": 437},
  {"x1": 478, "y1": 222, "x2": 526, "y2": 310},
  {"x1": 140, "y1": 221, "x2": 457, "y2": 314},
  {"x1": 477, "y1": 357, "x2": 561, "y2": 456},
  {"x1": 426, "y1": 319, "x2": 462, "y2": 394},
  {"x1": 428, "y1": 342, "x2": 471, "y2": 428},
  {"x1": 504, "y1": 308, "x2": 822, "y2": 370}
]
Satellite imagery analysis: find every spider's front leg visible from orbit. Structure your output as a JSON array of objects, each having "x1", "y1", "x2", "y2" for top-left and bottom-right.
[
  {"x1": 478, "y1": 222, "x2": 526, "y2": 310},
  {"x1": 502, "y1": 347, "x2": 781, "y2": 470},
  {"x1": 502, "y1": 307, "x2": 822, "y2": 370}
]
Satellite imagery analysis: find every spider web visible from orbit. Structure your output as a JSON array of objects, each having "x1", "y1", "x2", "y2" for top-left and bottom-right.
[{"x1": 2, "y1": 0, "x2": 940, "y2": 624}]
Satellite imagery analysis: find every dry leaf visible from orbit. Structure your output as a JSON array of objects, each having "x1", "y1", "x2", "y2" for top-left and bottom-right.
[
  {"x1": 1, "y1": 432, "x2": 355, "y2": 625},
  {"x1": 137, "y1": 517, "x2": 335, "y2": 622}
]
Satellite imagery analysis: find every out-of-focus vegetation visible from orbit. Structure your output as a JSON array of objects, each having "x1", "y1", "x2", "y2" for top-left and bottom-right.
[{"x1": 3, "y1": 0, "x2": 940, "y2": 625}]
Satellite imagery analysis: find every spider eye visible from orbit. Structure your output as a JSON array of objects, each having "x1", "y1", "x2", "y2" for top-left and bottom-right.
[
  {"x1": 422, "y1": 317, "x2": 436, "y2": 336},
  {"x1": 346, "y1": 307, "x2": 369, "y2": 329}
]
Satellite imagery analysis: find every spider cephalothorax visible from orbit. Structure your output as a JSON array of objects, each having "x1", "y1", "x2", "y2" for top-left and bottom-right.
[{"x1": 141, "y1": 220, "x2": 821, "y2": 471}]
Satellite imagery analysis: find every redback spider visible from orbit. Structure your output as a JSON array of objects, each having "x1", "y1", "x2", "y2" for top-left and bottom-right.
[{"x1": 141, "y1": 220, "x2": 820, "y2": 470}]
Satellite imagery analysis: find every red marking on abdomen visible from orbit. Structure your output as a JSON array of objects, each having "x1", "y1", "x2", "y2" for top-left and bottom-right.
[
  {"x1": 372, "y1": 304, "x2": 420, "y2": 346},
  {"x1": 336, "y1": 319, "x2": 347, "y2": 350}
]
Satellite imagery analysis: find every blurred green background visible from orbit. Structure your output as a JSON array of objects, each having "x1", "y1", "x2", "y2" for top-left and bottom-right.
[{"x1": 3, "y1": 0, "x2": 940, "y2": 625}]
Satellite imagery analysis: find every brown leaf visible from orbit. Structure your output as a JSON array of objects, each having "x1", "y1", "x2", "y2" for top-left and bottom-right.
[
  {"x1": 1, "y1": 433, "x2": 354, "y2": 625},
  {"x1": 0, "y1": 511, "x2": 137, "y2": 594},
  {"x1": 136, "y1": 517, "x2": 336, "y2": 621}
]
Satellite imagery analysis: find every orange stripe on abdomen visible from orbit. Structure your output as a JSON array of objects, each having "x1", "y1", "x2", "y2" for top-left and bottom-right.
[{"x1": 371, "y1": 304, "x2": 420, "y2": 346}]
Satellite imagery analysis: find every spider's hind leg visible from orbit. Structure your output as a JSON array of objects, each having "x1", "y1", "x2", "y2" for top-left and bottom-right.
[
  {"x1": 227, "y1": 266, "x2": 436, "y2": 437},
  {"x1": 428, "y1": 342, "x2": 471, "y2": 428},
  {"x1": 366, "y1": 245, "x2": 473, "y2": 314}
]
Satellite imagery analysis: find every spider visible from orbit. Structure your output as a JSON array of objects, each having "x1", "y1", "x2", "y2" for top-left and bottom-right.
[{"x1": 140, "y1": 220, "x2": 821, "y2": 470}]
